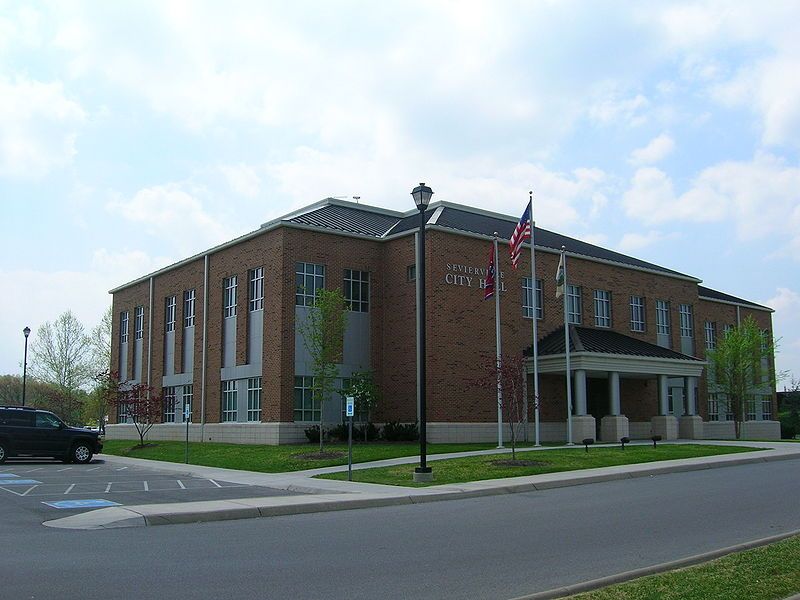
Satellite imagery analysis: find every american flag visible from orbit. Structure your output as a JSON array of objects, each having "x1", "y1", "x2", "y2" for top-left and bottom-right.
[
  {"x1": 484, "y1": 243, "x2": 495, "y2": 300},
  {"x1": 509, "y1": 200, "x2": 532, "y2": 269}
]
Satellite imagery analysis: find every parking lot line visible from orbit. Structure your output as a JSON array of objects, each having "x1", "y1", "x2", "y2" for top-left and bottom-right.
[
  {"x1": 115, "y1": 467, "x2": 128, "y2": 471},
  {"x1": 208, "y1": 479, "x2": 222, "y2": 488},
  {"x1": 87, "y1": 467, "x2": 101, "y2": 471},
  {"x1": 105, "y1": 482, "x2": 112, "y2": 493},
  {"x1": 20, "y1": 486, "x2": 37, "y2": 497},
  {"x1": 56, "y1": 467, "x2": 72, "y2": 472},
  {"x1": 176, "y1": 480, "x2": 186, "y2": 489},
  {"x1": 143, "y1": 481, "x2": 149, "y2": 492},
  {"x1": 64, "y1": 484, "x2": 75, "y2": 494}
]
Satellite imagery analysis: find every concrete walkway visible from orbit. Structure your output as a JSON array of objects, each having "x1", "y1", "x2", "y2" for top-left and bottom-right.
[{"x1": 43, "y1": 440, "x2": 800, "y2": 530}]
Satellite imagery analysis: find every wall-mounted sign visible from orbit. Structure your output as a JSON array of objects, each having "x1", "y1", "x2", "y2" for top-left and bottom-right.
[{"x1": 444, "y1": 263, "x2": 507, "y2": 292}]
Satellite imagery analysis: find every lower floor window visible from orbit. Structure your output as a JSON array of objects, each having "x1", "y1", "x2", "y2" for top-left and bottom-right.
[
  {"x1": 182, "y1": 385, "x2": 193, "y2": 423},
  {"x1": 761, "y1": 396, "x2": 773, "y2": 420},
  {"x1": 222, "y1": 381, "x2": 237, "y2": 422},
  {"x1": 746, "y1": 398, "x2": 757, "y2": 421},
  {"x1": 247, "y1": 377, "x2": 262, "y2": 422},
  {"x1": 294, "y1": 376, "x2": 319, "y2": 422},
  {"x1": 163, "y1": 387, "x2": 176, "y2": 423},
  {"x1": 708, "y1": 396, "x2": 719, "y2": 421}
]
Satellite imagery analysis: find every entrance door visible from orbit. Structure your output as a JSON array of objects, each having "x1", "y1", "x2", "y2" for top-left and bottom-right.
[{"x1": 586, "y1": 378, "x2": 608, "y2": 441}]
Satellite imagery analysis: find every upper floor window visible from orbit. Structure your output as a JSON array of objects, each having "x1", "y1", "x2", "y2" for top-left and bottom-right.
[
  {"x1": 296, "y1": 262, "x2": 325, "y2": 306},
  {"x1": 165, "y1": 296, "x2": 176, "y2": 333},
  {"x1": 567, "y1": 285, "x2": 582, "y2": 325},
  {"x1": 134, "y1": 306, "x2": 144, "y2": 340},
  {"x1": 679, "y1": 304, "x2": 693, "y2": 337},
  {"x1": 630, "y1": 296, "x2": 645, "y2": 332},
  {"x1": 120, "y1": 311, "x2": 129, "y2": 344},
  {"x1": 723, "y1": 324, "x2": 734, "y2": 337},
  {"x1": 704, "y1": 321, "x2": 716, "y2": 350},
  {"x1": 224, "y1": 276, "x2": 237, "y2": 318},
  {"x1": 593, "y1": 290, "x2": 611, "y2": 328},
  {"x1": 344, "y1": 269, "x2": 370, "y2": 312},
  {"x1": 249, "y1": 268, "x2": 264, "y2": 312},
  {"x1": 522, "y1": 278, "x2": 543, "y2": 320},
  {"x1": 760, "y1": 329, "x2": 770, "y2": 352},
  {"x1": 184, "y1": 289, "x2": 196, "y2": 328},
  {"x1": 656, "y1": 300, "x2": 670, "y2": 335}
]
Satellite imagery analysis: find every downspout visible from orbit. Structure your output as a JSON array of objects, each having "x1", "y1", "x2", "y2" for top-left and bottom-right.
[
  {"x1": 201, "y1": 254, "x2": 209, "y2": 442},
  {"x1": 147, "y1": 276, "x2": 154, "y2": 387}
]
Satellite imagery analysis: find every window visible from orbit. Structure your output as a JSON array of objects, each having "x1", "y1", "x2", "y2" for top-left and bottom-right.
[
  {"x1": 679, "y1": 304, "x2": 693, "y2": 337},
  {"x1": 295, "y1": 262, "x2": 325, "y2": 306},
  {"x1": 247, "y1": 377, "x2": 262, "y2": 422},
  {"x1": 120, "y1": 311, "x2": 129, "y2": 344},
  {"x1": 182, "y1": 385, "x2": 193, "y2": 423},
  {"x1": 656, "y1": 300, "x2": 670, "y2": 335},
  {"x1": 344, "y1": 269, "x2": 370, "y2": 312},
  {"x1": 704, "y1": 321, "x2": 716, "y2": 350},
  {"x1": 593, "y1": 290, "x2": 611, "y2": 328},
  {"x1": 163, "y1": 387, "x2": 176, "y2": 423},
  {"x1": 522, "y1": 278, "x2": 543, "y2": 320},
  {"x1": 249, "y1": 268, "x2": 264, "y2": 312},
  {"x1": 708, "y1": 395, "x2": 719, "y2": 421},
  {"x1": 724, "y1": 397, "x2": 734, "y2": 421},
  {"x1": 36, "y1": 412, "x2": 61, "y2": 428},
  {"x1": 723, "y1": 324, "x2": 734, "y2": 337},
  {"x1": 165, "y1": 296, "x2": 176, "y2": 332},
  {"x1": 761, "y1": 396, "x2": 773, "y2": 420},
  {"x1": 224, "y1": 276, "x2": 237, "y2": 318},
  {"x1": 407, "y1": 265, "x2": 416, "y2": 282},
  {"x1": 760, "y1": 329, "x2": 770, "y2": 352},
  {"x1": 184, "y1": 289, "x2": 196, "y2": 328},
  {"x1": 746, "y1": 397, "x2": 757, "y2": 421},
  {"x1": 222, "y1": 381, "x2": 237, "y2": 422},
  {"x1": 630, "y1": 296, "x2": 645, "y2": 332},
  {"x1": 294, "y1": 376, "x2": 319, "y2": 422},
  {"x1": 567, "y1": 285, "x2": 582, "y2": 325},
  {"x1": 116, "y1": 402, "x2": 128, "y2": 422},
  {"x1": 134, "y1": 306, "x2": 144, "y2": 340},
  {"x1": 667, "y1": 388, "x2": 674, "y2": 414}
]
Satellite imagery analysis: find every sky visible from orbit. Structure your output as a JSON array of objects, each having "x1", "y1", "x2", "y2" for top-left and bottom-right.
[{"x1": 1, "y1": 1, "x2": 799, "y2": 386}]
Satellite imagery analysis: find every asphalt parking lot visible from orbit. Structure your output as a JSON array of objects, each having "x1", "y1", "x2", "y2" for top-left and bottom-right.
[{"x1": 0, "y1": 457, "x2": 300, "y2": 523}]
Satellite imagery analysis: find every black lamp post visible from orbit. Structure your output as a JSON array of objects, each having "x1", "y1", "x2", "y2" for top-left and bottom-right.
[
  {"x1": 22, "y1": 326, "x2": 31, "y2": 407},
  {"x1": 412, "y1": 183, "x2": 433, "y2": 482}
]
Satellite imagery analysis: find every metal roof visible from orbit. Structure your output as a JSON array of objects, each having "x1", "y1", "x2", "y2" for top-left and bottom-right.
[
  {"x1": 288, "y1": 204, "x2": 400, "y2": 237},
  {"x1": 698, "y1": 285, "x2": 772, "y2": 311}
]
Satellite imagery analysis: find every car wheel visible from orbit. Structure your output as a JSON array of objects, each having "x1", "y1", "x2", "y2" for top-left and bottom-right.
[
  {"x1": 71, "y1": 443, "x2": 93, "y2": 464},
  {"x1": 0, "y1": 441, "x2": 7, "y2": 464}
]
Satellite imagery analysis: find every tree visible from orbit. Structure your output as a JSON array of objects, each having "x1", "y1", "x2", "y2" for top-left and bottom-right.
[
  {"x1": 470, "y1": 353, "x2": 527, "y2": 460},
  {"x1": 298, "y1": 288, "x2": 348, "y2": 453},
  {"x1": 0, "y1": 374, "x2": 84, "y2": 423},
  {"x1": 89, "y1": 305, "x2": 113, "y2": 376},
  {"x1": 110, "y1": 379, "x2": 163, "y2": 447},
  {"x1": 343, "y1": 371, "x2": 381, "y2": 441},
  {"x1": 709, "y1": 316, "x2": 775, "y2": 439},
  {"x1": 29, "y1": 310, "x2": 94, "y2": 391}
]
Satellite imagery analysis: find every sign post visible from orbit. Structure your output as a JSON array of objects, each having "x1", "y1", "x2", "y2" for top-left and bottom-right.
[
  {"x1": 184, "y1": 403, "x2": 191, "y2": 464},
  {"x1": 346, "y1": 396, "x2": 355, "y2": 481}
]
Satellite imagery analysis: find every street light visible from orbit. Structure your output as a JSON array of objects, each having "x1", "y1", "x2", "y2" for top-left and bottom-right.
[
  {"x1": 411, "y1": 183, "x2": 433, "y2": 482},
  {"x1": 22, "y1": 326, "x2": 31, "y2": 407}
]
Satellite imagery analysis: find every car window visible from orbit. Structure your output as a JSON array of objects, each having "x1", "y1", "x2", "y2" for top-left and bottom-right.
[
  {"x1": 1, "y1": 409, "x2": 34, "y2": 427},
  {"x1": 35, "y1": 412, "x2": 62, "y2": 428}
]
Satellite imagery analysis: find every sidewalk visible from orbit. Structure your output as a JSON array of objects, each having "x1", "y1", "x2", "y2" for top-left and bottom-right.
[{"x1": 43, "y1": 440, "x2": 800, "y2": 530}]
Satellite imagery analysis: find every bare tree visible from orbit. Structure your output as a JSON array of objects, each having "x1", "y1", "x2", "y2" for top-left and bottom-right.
[
  {"x1": 29, "y1": 310, "x2": 94, "y2": 391},
  {"x1": 89, "y1": 305, "x2": 113, "y2": 376}
]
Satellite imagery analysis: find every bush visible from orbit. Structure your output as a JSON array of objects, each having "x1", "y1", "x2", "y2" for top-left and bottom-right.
[
  {"x1": 327, "y1": 422, "x2": 382, "y2": 442},
  {"x1": 304, "y1": 425, "x2": 325, "y2": 443},
  {"x1": 327, "y1": 423, "x2": 350, "y2": 442},
  {"x1": 383, "y1": 421, "x2": 419, "y2": 442},
  {"x1": 780, "y1": 408, "x2": 800, "y2": 439},
  {"x1": 357, "y1": 422, "x2": 381, "y2": 442}
]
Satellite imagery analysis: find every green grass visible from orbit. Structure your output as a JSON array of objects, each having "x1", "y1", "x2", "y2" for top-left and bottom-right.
[
  {"x1": 101, "y1": 439, "x2": 537, "y2": 473},
  {"x1": 318, "y1": 444, "x2": 762, "y2": 486},
  {"x1": 570, "y1": 535, "x2": 800, "y2": 600}
]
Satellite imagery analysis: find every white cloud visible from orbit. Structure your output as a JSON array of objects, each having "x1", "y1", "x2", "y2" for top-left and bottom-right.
[
  {"x1": 220, "y1": 164, "x2": 261, "y2": 199},
  {"x1": 764, "y1": 287, "x2": 800, "y2": 382},
  {"x1": 617, "y1": 230, "x2": 676, "y2": 253},
  {"x1": 629, "y1": 133, "x2": 675, "y2": 165},
  {"x1": 588, "y1": 91, "x2": 649, "y2": 127}
]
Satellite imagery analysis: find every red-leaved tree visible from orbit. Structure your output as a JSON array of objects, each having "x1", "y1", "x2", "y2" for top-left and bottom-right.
[{"x1": 111, "y1": 379, "x2": 163, "y2": 447}]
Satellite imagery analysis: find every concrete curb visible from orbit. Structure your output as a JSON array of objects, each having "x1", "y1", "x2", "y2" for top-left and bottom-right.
[
  {"x1": 42, "y1": 447, "x2": 800, "y2": 530},
  {"x1": 509, "y1": 528, "x2": 800, "y2": 599}
]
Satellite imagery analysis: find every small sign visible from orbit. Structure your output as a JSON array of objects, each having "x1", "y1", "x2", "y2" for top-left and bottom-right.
[
  {"x1": 43, "y1": 499, "x2": 121, "y2": 509},
  {"x1": 345, "y1": 396, "x2": 355, "y2": 417},
  {"x1": 0, "y1": 479, "x2": 40, "y2": 485},
  {"x1": 185, "y1": 404, "x2": 191, "y2": 418}
]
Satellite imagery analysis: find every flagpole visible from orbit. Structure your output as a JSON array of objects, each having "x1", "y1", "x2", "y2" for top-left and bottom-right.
[
  {"x1": 529, "y1": 192, "x2": 541, "y2": 447},
  {"x1": 494, "y1": 234, "x2": 504, "y2": 449},
  {"x1": 562, "y1": 245, "x2": 573, "y2": 445}
]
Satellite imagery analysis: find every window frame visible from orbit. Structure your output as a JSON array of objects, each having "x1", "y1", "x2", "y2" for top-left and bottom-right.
[
  {"x1": 295, "y1": 262, "x2": 325, "y2": 306},
  {"x1": 165, "y1": 296, "x2": 177, "y2": 333},
  {"x1": 221, "y1": 380, "x2": 237, "y2": 422},
  {"x1": 656, "y1": 300, "x2": 670, "y2": 335},
  {"x1": 567, "y1": 284, "x2": 582, "y2": 325},
  {"x1": 593, "y1": 289, "x2": 611, "y2": 328},
  {"x1": 134, "y1": 306, "x2": 144, "y2": 340},
  {"x1": 630, "y1": 296, "x2": 645, "y2": 332},
  {"x1": 343, "y1": 269, "x2": 370, "y2": 313},
  {"x1": 293, "y1": 375, "x2": 319, "y2": 422},
  {"x1": 184, "y1": 289, "x2": 196, "y2": 328},
  {"x1": 247, "y1": 377, "x2": 262, "y2": 422},
  {"x1": 522, "y1": 277, "x2": 543, "y2": 320},
  {"x1": 182, "y1": 385, "x2": 193, "y2": 423},
  {"x1": 223, "y1": 276, "x2": 238, "y2": 318},
  {"x1": 120, "y1": 311, "x2": 129, "y2": 344},
  {"x1": 679, "y1": 304, "x2": 693, "y2": 338},
  {"x1": 249, "y1": 268, "x2": 264, "y2": 312},
  {"x1": 704, "y1": 321, "x2": 716, "y2": 350},
  {"x1": 163, "y1": 386, "x2": 176, "y2": 423}
]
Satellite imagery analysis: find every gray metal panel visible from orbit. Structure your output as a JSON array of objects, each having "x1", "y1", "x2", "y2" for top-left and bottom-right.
[
  {"x1": 164, "y1": 330, "x2": 175, "y2": 377},
  {"x1": 343, "y1": 311, "x2": 370, "y2": 371},
  {"x1": 134, "y1": 340, "x2": 143, "y2": 382},
  {"x1": 248, "y1": 310, "x2": 263, "y2": 366},
  {"x1": 656, "y1": 334, "x2": 671, "y2": 349},
  {"x1": 220, "y1": 364, "x2": 262, "y2": 380},
  {"x1": 183, "y1": 326, "x2": 194, "y2": 373},
  {"x1": 223, "y1": 317, "x2": 236, "y2": 368},
  {"x1": 680, "y1": 337, "x2": 694, "y2": 356},
  {"x1": 294, "y1": 306, "x2": 314, "y2": 375},
  {"x1": 119, "y1": 342, "x2": 128, "y2": 381},
  {"x1": 163, "y1": 373, "x2": 194, "y2": 387}
]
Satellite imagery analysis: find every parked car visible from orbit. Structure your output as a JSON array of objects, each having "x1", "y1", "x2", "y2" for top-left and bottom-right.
[{"x1": 0, "y1": 406, "x2": 103, "y2": 464}]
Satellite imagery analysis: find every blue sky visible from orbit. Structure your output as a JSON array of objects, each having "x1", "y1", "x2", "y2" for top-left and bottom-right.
[{"x1": 1, "y1": 1, "x2": 799, "y2": 384}]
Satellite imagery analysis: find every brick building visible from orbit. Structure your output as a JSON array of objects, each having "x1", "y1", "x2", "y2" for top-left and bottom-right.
[{"x1": 106, "y1": 198, "x2": 780, "y2": 444}]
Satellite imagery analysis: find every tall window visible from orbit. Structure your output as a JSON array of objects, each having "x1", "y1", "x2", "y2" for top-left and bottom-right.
[
  {"x1": 708, "y1": 394, "x2": 719, "y2": 421},
  {"x1": 407, "y1": 265, "x2": 416, "y2": 282},
  {"x1": 182, "y1": 385, "x2": 193, "y2": 423},
  {"x1": 630, "y1": 296, "x2": 645, "y2": 332},
  {"x1": 760, "y1": 329, "x2": 769, "y2": 352},
  {"x1": 344, "y1": 269, "x2": 370, "y2": 312},
  {"x1": 679, "y1": 304, "x2": 693, "y2": 337},
  {"x1": 746, "y1": 397, "x2": 757, "y2": 421},
  {"x1": 134, "y1": 306, "x2": 144, "y2": 340},
  {"x1": 724, "y1": 397, "x2": 734, "y2": 421},
  {"x1": 247, "y1": 377, "x2": 262, "y2": 422},
  {"x1": 249, "y1": 268, "x2": 264, "y2": 312},
  {"x1": 120, "y1": 311, "x2": 129, "y2": 344},
  {"x1": 522, "y1": 278, "x2": 543, "y2": 320},
  {"x1": 163, "y1": 386, "x2": 176, "y2": 423},
  {"x1": 294, "y1": 376, "x2": 319, "y2": 421},
  {"x1": 165, "y1": 296, "x2": 176, "y2": 332},
  {"x1": 296, "y1": 262, "x2": 325, "y2": 306},
  {"x1": 224, "y1": 276, "x2": 237, "y2": 318},
  {"x1": 723, "y1": 324, "x2": 734, "y2": 337},
  {"x1": 761, "y1": 396, "x2": 773, "y2": 420},
  {"x1": 593, "y1": 290, "x2": 611, "y2": 328},
  {"x1": 567, "y1": 285, "x2": 582, "y2": 325},
  {"x1": 184, "y1": 289, "x2": 195, "y2": 328},
  {"x1": 704, "y1": 321, "x2": 716, "y2": 350},
  {"x1": 656, "y1": 300, "x2": 670, "y2": 335},
  {"x1": 222, "y1": 381, "x2": 237, "y2": 422}
]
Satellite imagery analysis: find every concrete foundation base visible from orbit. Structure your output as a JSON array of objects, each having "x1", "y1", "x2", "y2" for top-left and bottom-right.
[
  {"x1": 570, "y1": 415, "x2": 597, "y2": 443},
  {"x1": 412, "y1": 470, "x2": 434, "y2": 483},
  {"x1": 600, "y1": 415, "x2": 630, "y2": 443},
  {"x1": 679, "y1": 415, "x2": 704, "y2": 439},
  {"x1": 651, "y1": 415, "x2": 679, "y2": 440}
]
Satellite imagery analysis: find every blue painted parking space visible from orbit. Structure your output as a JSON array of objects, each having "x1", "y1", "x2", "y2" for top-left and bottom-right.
[
  {"x1": 43, "y1": 499, "x2": 122, "y2": 509},
  {"x1": 0, "y1": 479, "x2": 42, "y2": 485}
]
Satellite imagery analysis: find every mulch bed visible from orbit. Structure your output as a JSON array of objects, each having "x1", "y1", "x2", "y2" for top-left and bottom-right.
[
  {"x1": 489, "y1": 459, "x2": 547, "y2": 467},
  {"x1": 293, "y1": 451, "x2": 347, "y2": 460}
]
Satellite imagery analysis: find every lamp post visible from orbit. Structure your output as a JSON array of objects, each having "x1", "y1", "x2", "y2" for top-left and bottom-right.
[
  {"x1": 22, "y1": 326, "x2": 31, "y2": 407},
  {"x1": 412, "y1": 183, "x2": 434, "y2": 482}
]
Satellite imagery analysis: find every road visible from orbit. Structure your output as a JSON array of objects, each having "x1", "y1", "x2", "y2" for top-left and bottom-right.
[{"x1": 3, "y1": 460, "x2": 799, "y2": 599}]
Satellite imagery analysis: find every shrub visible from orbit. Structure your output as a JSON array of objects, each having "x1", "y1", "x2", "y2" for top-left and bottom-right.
[
  {"x1": 327, "y1": 423, "x2": 350, "y2": 442},
  {"x1": 304, "y1": 425, "x2": 326, "y2": 443},
  {"x1": 780, "y1": 407, "x2": 800, "y2": 439},
  {"x1": 383, "y1": 421, "x2": 419, "y2": 442}
]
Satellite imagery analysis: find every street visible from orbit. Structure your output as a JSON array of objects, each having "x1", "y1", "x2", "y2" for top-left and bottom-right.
[{"x1": 2, "y1": 460, "x2": 799, "y2": 599}]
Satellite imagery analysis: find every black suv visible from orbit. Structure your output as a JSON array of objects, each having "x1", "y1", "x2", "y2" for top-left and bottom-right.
[{"x1": 0, "y1": 406, "x2": 103, "y2": 464}]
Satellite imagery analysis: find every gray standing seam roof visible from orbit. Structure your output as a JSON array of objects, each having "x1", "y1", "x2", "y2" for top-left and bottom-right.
[{"x1": 698, "y1": 285, "x2": 772, "y2": 311}]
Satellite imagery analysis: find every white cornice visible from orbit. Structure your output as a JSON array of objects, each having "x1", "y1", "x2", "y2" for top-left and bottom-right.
[{"x1": 699, "y1": 295, "x2": 773, "y2": 313}]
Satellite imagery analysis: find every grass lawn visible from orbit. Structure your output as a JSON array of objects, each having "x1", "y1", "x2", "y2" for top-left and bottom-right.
[
  {"x1": 569, "y1": 534, "x2": 800, "y2": 600},
  {"x1": 101, "y1": 439, "x2": 536, "y2": 473},
  {"x1": 318, "y1": 444, "x2": 763, "y2": 486}
]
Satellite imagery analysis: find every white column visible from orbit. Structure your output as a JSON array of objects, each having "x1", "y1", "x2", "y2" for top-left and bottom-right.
[
  {"x1": 684, "y1": 376, "x2": 697, "y2": 416},
  {"x1": 658, "y1": 375, "x2": 669, "y2": 416},
  {"x1": 609, "y1": 372, "x2": 620, "y2": 416},
  {"x1": 574, "y1": 369, "x2": 587, "y2": 416}
]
